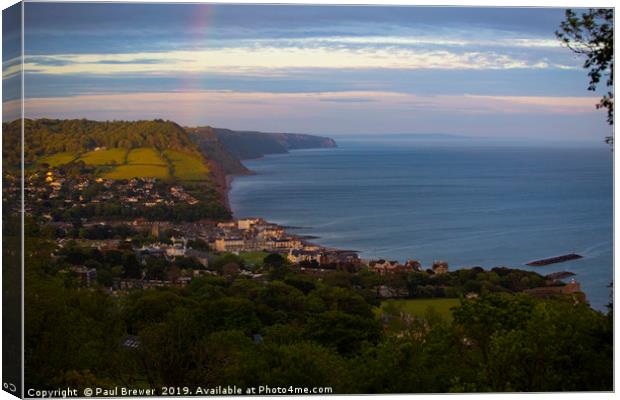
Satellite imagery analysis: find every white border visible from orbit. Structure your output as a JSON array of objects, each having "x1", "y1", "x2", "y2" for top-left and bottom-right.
[{"x1": 0, "y1": 1, "x2": 615, "y2": 400}]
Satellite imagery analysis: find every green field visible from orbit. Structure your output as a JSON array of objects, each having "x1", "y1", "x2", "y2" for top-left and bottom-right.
[
  {"x1": 79, "y1": 148, "x2": 127, "y2": 165},
  {"x1": 378, "y1": 298, "x2": 461, "y2": 321},
  {"x1": 40, "y1": 146, "x2": 211, "y2": 182},
  {"x1": 39, "y1": 152, "x2": 77, "y2": 167},
  {"x1": 102, "y1": 164, "x2": 169, "y2": 180},
  {"x1": 164, "y1": 150, "x2": 210, "y2": 181},
  {"x1": 127, "y1": 147, "x2": 168, "y2": 166},
  {"x1": 238, "y1": 251, "x2": 270, "y2": 266}
]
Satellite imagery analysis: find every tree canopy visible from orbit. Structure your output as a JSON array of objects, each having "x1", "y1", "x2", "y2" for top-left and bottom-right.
[{"x1": 556, "y1": 9, "x2": 614, "y2": 135}]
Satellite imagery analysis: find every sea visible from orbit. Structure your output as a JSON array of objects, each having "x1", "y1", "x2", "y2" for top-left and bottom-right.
[{"x1": 229, "y1": 137, "x2": 613, "y2": 311}]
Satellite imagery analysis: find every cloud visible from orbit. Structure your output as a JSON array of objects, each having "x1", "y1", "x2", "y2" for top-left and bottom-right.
[
  {"x1": 3, "y1": 56, "x2": 22, "y2": 79},
  {"x1": 10, "y1": 90, "x2": 602, "y2": 124},
  {"x1": 21, "y1": 45, "x2": 571, "y2": 77},
  {"x1": 263, "y1": 35, "x2": 564, "y2": 49},
  {"x1": 4, "y1": 90, "x2": 605, "y2": 139},
  {"x1": 318, "y1": 97, "x2": 377, "y2": 103}
]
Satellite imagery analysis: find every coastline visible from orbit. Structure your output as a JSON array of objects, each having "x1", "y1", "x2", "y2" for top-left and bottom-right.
[
  {"x1": 221, "y1": 145, "x2": 606, "y2": 308},
  {"x1": 225, "y1": 155, "x2": 578, "y2": 266},
  {"x1": 224, "y1": 172, "x2": 250, "y2": 214}
]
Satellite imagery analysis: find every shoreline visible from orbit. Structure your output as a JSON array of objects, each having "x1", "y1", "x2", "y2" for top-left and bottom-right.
[
  {"x1": 225, "y1": 167, "x2": 584, "y2": 272},
  {"x1": 222, "y1": 154, "x2": 589, "y2": 281},
  {"x1": 210, "y1": 146, "x2": 609, "y2": 310}
]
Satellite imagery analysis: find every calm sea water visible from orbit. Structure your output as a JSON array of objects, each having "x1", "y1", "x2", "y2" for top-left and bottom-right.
[{"x1": 229, "y1": 138, "x2": 613, "y2": 310}]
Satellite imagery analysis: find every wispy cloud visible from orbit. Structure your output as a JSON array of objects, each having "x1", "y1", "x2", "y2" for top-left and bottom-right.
[
  {"x1": 6, "y1": 90, "x2": 603, "y2": 139},
  {"x1": 3, "y1": 56, "x2": 22, "y2": 79},
  {"x1": 22, "y1": 45, "x2": 574, "y2": 77},
  {"x1": 13, "y1": 90, "x2": 601, "y2": 122},
  {"x1": 258, "y1": 35, "x2": 564, "y2": 49}
]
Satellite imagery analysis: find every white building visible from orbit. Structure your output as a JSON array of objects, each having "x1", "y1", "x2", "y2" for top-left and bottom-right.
[
  {"x1": 237, "y1": 218, "x2": 263, "y2": 230},
  {"x1": 166, "y1": 236, "x2": 187, "y2": 257}
]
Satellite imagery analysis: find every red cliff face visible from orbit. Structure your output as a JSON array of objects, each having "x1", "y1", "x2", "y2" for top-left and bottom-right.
[{"x1": 207, "y1": 158, "x2": 232, "y2": 211}]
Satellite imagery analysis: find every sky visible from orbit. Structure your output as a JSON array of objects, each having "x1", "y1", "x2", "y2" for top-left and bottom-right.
[{"x1": 2, "y1": 3, "x2": 613, "y2": 141}]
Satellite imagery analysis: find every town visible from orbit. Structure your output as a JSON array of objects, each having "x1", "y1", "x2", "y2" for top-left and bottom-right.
[
  {"x1": 13, "y1": 169, "x2": 582, "y2": 302},
  {"x1": 53, "y1": 213, "x2": 454, "y2": 294}
]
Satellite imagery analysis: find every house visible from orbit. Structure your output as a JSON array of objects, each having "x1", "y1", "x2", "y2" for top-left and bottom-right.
[
  {"x1": 166, "y1": 236, "x2": 187, "y2": 257},
  {"x1": 368, "y1": 259, "x2": 411, "y2": 275},
  {"x1": 136, "y1": 244, "x2": 167, "y2": 262},
  {"x1": 267, "y1": 238, "x2": 303, "y2": 250},
  {"x1": 68, "y1": 266, "x2": 97, "y2": 287},
  {"x1": 214, "y1": 236, "x2": 245, "y2": 252},
  {"x1": 288, "y1": 249, "x2": 322, "y2": 264},
  {"x1": 237, "y1": 217, "x2": 263, "y2": 230},
  {"x1": 432, "y1": 261, "x2": 449, "y2": 274},
  {"x1": 524, "y1": 279, "x2": 585, "y2": 300},
  {"x1": 255, "y1": 224, "x2": 285, "y2": 239},
  {"x1": 321, "y1": 250, "x2": 361, "y2": 266},
  {"x1": 405, "y1": 259, "x2": 423, "y2": 272}
]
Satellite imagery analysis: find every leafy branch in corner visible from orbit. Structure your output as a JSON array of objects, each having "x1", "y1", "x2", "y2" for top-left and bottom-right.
[{"x1": 556, "y1": 9, "x2": 614, "y2": 143}]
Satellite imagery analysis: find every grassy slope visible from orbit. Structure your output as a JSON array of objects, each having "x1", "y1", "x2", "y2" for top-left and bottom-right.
[
  {"x1": 39, "y1": 152, "x2": 77, "y2": 167},
  {"x1": 164, "y1": 149, "x2": 210, "y2": 181},
  {"x1": 43, "y1": 146, "x2": 210, "y2": 182},
  {"x1": 127, "y1": 147, "x2": 168, "y2": 166},
  {"x1": 79, "y1": 148, "x2": 127, "y2": 165},
  {"x1": 103, "y1": 148, "x2": 169, "y2": 179},
  {"x1": 103, "y1": 164, "x2": 170, "y2": 180}
]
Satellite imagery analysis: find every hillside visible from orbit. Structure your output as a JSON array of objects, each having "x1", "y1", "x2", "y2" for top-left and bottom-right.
[
  {"x1": 5, "y1": 119, "x2": 337, "y2": 178},
  {"x1": 18, "y1": 118, "x2": 201, "y2": 162},
  {"x1": 186, "y1": 126, "x2": 250, "y2": 176},
  {"x1": 206, "y1": 127, "x2": 337, "y2": 160},
  {"x1": 6, "y1": 119, "x2": 211, "y2": 183}
]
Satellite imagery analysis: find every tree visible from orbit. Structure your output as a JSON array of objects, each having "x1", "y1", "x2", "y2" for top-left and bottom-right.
[
  {"x1": 304, "y1": 310, "x2": 383, "y2": 355},
  {"x1": 452, "y1": 294, "x2": 612, "y2": 391},
  {"x1": 263, "y1": 253, "x2": 285, "y2": 268},
  {"x1": 259, "y1": 341, "x2": 351, "y2": 392},
  {"x1": 556, "y1": 9, "x2": 614, "y2": 143}
]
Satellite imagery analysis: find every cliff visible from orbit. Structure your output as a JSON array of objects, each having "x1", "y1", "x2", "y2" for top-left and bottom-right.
[
  {"x1": 206, "y1": 127, "x2": 337, "y2": 160},
  {"x1": 186, "y1": 126, "x2": 251, "y2": 176},
  {"x1": 11, "y1": 118, "x2": 337, "y2": 213}
]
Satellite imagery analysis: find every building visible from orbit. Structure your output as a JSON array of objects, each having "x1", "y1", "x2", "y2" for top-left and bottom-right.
[
  {"x1": 237, "y1": 217, "x2": 263, "y2": 230},
  {"x1": 136, "y1": 244, "x2": 167, "y2": 262},
  {"x1": 186, "y1": 248, "x2": 209, "y2": 267},
  {"x1": 524, "y1": 279, "x2": 585, "y2": 300},
  {"x1": 217, "y1": 221, "x2": 237, "y2": 229},
  {"x1": 288, "y1": 249, "x2": 322, "y2": 264},
  {"x1": 214, "y1": 236, "x2": 245, "y2": 252},
  {"x1": 151, "y1": 222, "x2": 160, "y2": 238},
  {"x1": 405, "y1": 259, "x2": 423, "y2": 272},
  {"x1": 368, "y1": 259, "x2": 414, "y2": 275},
  {"x1": 166, "y1": 236, "x2": 187, "y2": 257},
  {"x1": 320, "y1": 250, "x2": 361, "y2": 266},
  {"x1": 69, "y1": 266, "x2": 97, "y2": 287},
  {"x1": 432, "y1": 261, "x2": 449, "y2": 274},
  {"x1": 256, "y1": 224, "x2": 285, "y2": 239},
  {"x1": 267, "y1": 238, "x2": 303, "y2": 251}
]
